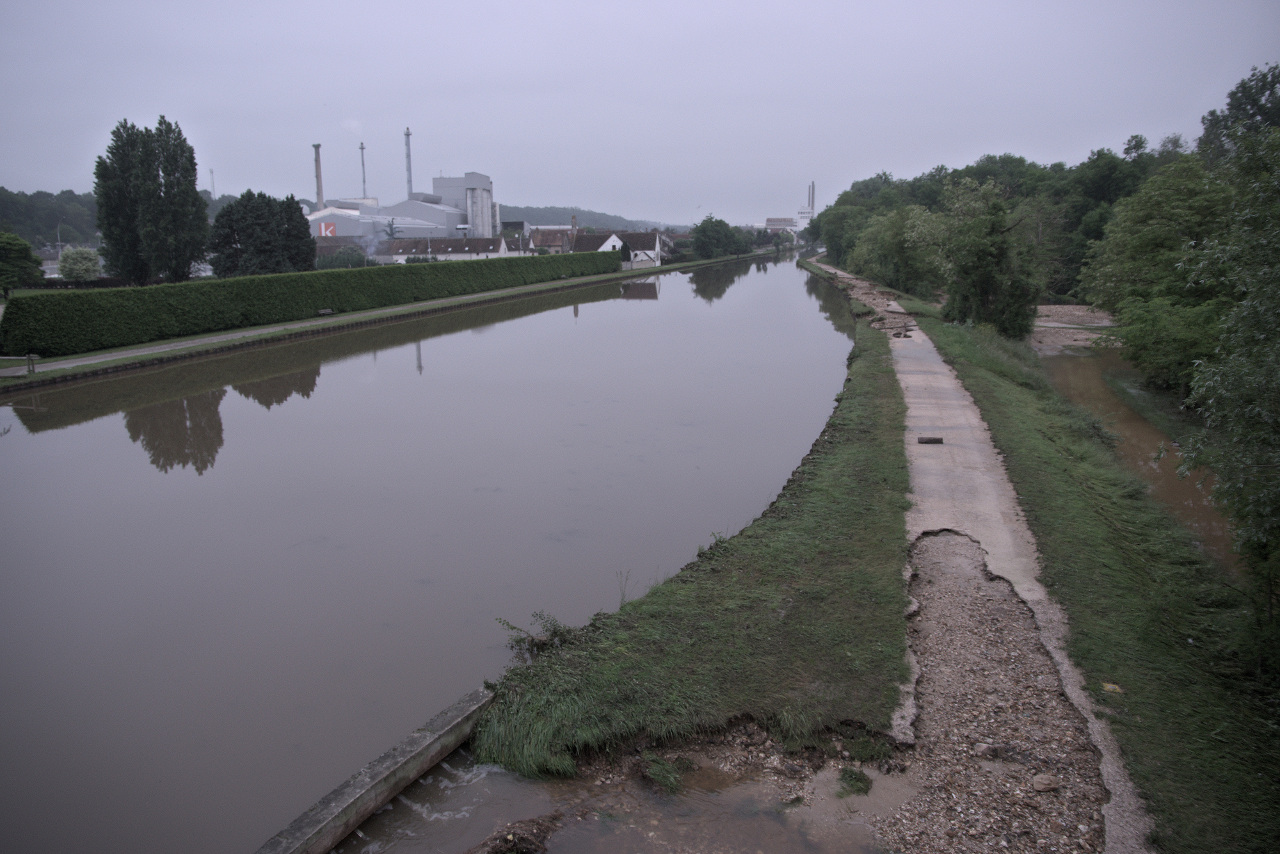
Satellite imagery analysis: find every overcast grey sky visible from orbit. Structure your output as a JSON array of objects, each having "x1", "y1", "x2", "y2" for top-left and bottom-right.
[{"x1": 2, "y1": 0, "x2": 1276, "y2": 226}]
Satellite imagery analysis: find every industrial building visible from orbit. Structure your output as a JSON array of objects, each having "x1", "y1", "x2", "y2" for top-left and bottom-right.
[{"x1": 305, "y1": 131, "x2": 500, "y2": 247}]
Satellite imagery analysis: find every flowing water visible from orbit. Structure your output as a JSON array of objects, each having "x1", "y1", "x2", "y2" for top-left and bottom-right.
[
  {"x1": 0, "y1": 258, "x2": 862, "y2": 854},
  {"x1": 1042, "y1": 347, "x2": 1236, "y2": 569}
]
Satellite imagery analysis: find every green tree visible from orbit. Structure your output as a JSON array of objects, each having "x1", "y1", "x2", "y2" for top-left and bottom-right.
[
  {"x1": 316, "y1": 246, "x2": 378, "y2": 269},
  {"x1": 58, "y1": 247, "x2": 101, "y2": 282},
  {"x1": 208, "y1": 190, "x2": 315, "y2": 278},
  {"x1": 94, "y1": 116, "x2": 208, "y2": 284},
  {"x1": 939, "y1": 178, "x2": 1040, "y2": 338},
  {"x1": 1182, "y1": 128, "x2": 1280, "y2": 676},
  {"x1": 847, "y1": 205, "x2": 945, "y2": 296},
  {"x1": 0, "y1": 232, "x2": 44, "y2": 297},
  {"x1": 691, "y1": 215, "x2": 738, "y2": 259},
  {"x1": 1078, "y1": 156, "x2": 1233, "y2": 393},
  {"x1": 1197, "y1": 63, "x2": 1280, "y2": 165}
]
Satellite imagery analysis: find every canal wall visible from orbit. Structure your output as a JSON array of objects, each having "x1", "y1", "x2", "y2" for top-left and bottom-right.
[{"x1": 256, "y1": 688, "x2": 493, "y2": 854}]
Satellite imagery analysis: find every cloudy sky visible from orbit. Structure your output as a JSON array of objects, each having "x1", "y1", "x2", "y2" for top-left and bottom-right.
[{"x1": 2, "y1": 0, "x2": 1276, "y2": 226}]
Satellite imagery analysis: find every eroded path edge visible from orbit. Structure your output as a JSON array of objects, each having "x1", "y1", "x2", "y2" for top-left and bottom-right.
[{"x1": 816, "y1": 262, "x2": 1154, "y2": 854}]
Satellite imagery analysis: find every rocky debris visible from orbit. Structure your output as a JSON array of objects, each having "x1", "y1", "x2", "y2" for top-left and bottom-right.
[
  {"x1": 1028, "y1": 305, "x2": 1116, "y2": 355},
  {"x1": 1034, "y1": 773, "x2": 1061, "y2": 793},
  {"x1": 464, "y1": 811, "x2": 563, "y2": 854},
  {"x1": 871, "y1": 533, "x2": 1108, "y2": 853}
]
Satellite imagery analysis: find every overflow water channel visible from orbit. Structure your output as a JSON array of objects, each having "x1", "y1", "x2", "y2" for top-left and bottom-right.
[
  {"x1": 1042, "y1": 347, "x2": 1236, "y2": 570},
  {"x1": 0, "y1": 258, "x2": 862, "y2": 854}
]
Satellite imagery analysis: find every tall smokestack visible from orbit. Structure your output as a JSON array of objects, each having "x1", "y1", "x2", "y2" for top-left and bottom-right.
[
  {"x1": 313, "y1": 144, "x2": 324, "y2": 209},
  {"x1": 359, "y1": 142, "x2": 367, "y2": 199},
  {"x1": 404, "y1": 127, "x2": 413, "y2": 199}
]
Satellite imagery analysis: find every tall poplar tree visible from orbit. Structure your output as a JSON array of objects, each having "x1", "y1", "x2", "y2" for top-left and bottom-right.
[{"x1": 94, "y1": 116, "x2": 208, "y2": 284}]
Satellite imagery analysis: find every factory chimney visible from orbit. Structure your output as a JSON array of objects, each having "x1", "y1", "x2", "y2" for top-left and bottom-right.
[
  {"x1": 404, "y1": 127, "x2": 413, "y2": 199},
  {"x1": 313, "y1": 144, "x2": 324, "y2": 209}
]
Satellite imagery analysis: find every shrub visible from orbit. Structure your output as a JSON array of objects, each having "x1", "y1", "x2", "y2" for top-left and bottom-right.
[{"x1": 0, "y1": 251, "x2": 621, "y2": 356}]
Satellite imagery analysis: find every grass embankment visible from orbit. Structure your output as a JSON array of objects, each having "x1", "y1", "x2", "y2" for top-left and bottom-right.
[
  {"x1": 918, "y1": 317, "x2": 1279, "y2": 854},
  {"x1": 473, "y1": 317, "x2": 910, "y2": 776}
]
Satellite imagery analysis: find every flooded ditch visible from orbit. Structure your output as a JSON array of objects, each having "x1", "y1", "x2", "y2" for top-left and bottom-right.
[{"x1": 1042, "y1": 346, "x2": 1235, "y2": 569}]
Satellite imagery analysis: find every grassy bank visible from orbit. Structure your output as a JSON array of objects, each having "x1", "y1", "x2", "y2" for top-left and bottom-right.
[
  {"x1": 918, "y1": 317, "x2": 1279, "y2": 853},
  {"x1": 472, "y1": 316, "x2": 911, "y2": 776}
]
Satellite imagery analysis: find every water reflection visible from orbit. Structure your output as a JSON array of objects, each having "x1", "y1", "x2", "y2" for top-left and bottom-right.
[
  {"x1": 123, "y1": 389, "x2": 226, "y2": 474},
  {"x1": 618, "y1": 277, "x2": 659, "y2": 300},
  {"x1": 234, "y1": 366, "x2": 320, "y2": 409},
  {"x1": 2, "y1": 282, "x2": 624, "y2": 475},
  {"x1": 805, "y1": 272, "x2": 860, "y2": 342},
  {"x1": 689, "y1": 258, "x2": 754, "y2": 302},
  {"x1": 0, "y1": 258, "x2": 864, "y2": 854}
]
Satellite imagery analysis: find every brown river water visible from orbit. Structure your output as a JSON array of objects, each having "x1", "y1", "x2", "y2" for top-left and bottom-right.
[
  {"x1": 1042, "y1": 347, "x2": 1236, "y2": 570},
  {"x1": 0, "y1": 258, "x2": 869, "y2": 854}
]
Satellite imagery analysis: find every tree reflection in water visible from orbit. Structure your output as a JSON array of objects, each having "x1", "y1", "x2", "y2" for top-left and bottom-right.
[
  {"x1": 124, "y1": 389, "x2": 226, "y2": 475},
  {"x1": 233, "y1": 366, "x2": 320, "y2": 410},
  {"x1": 688, "y1": 258, "x2": 754, "y2": 303}
]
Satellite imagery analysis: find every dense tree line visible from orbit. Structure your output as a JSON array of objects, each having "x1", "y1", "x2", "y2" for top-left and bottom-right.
[
  {"x1": 814, "y1": 63, "x2": 1280, "y2": 676},
  {"x1": 0, "y1": 188, "x2": 98, "y2": 248},
  {"x1": 92, "y1": 117, "x2": 315, "y2": 284},
  {"x1": 689, "y1": 215, "x2": 787, "y2": 259},
  {"x1": 807, "y1": 135, "x2": 1188, "y2": 332}
]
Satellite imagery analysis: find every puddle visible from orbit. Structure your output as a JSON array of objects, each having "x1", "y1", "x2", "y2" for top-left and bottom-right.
[
  {"x1": 1042, "y1": 347, "x2": 1236, "y2": 569},
  {"x1": 334, "y1": 746, "x2": 889, "y2": 854}
]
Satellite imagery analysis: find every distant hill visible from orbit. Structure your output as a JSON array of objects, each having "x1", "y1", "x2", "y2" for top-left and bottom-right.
[{"x1": 499, "y1": 205, "x2": 675, "y2": 231}]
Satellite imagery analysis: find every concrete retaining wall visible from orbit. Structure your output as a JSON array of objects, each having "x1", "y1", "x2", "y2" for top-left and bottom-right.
[{"x1": 256, "y1": 687, "x2": 494, "y2": 854}]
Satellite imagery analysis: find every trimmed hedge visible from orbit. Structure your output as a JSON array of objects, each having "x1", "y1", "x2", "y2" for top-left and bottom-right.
[{"x1": 0, "y1": 251, "x2": 621, "y2": 357}]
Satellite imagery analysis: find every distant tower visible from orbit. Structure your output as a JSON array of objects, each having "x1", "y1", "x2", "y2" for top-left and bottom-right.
[
  {"x1": 359, "y1": 142, "x2": 367, "y2": 199},
  {"x1": 404, "y1": 128, "x2": 413, "y2": 199},
  {"x1": 809, "y1": 181, "x2": 815, "y2": 211},
  {"x1": 313, "y1": 144, "x2": 324, "y2": 209}
]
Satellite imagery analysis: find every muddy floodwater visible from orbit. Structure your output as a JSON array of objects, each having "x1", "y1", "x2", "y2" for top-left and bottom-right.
[
  {"x1": 332, "y1": 744, "x2": 885, "y2": 854},
  {"x1": 1042, "y1": 347, "x2": 1235, "y2": 569},
  {"x1": 0, "y1": 258, "x2": 861, "y2": 854}
]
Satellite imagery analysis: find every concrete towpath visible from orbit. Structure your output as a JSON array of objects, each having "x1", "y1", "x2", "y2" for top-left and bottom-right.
[{"x1": 810, "y1": 261, "x2": 1153, "y2": 853}]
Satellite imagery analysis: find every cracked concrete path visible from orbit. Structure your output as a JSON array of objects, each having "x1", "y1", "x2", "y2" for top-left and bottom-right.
[{"x1": 885, "y1": 320, "x2": 1154, "y2": 854}]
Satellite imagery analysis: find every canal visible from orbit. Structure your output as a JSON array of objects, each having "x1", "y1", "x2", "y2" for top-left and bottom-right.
[{"x1": 0, "y1": 257, "x2": 860, "y2": 854}]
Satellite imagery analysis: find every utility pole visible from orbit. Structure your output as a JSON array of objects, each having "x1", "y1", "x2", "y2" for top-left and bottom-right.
[{"x1": 359, "y1": 142, "x2": 367, "y2": 199}]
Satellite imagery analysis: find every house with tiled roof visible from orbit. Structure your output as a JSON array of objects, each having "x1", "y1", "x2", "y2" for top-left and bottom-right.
[
  {"x1": 375, "y1": 237, "x2": 510, "y2": 264},
  {"x1": 571, "y1": 232, "x2": 624, "y2": 254},
  {"x1": 529, "y1": 228, "x2": 573, "y2": 254},
  {"x1": 616, "y1": 232, "x2": 667, "y2": 268}
]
